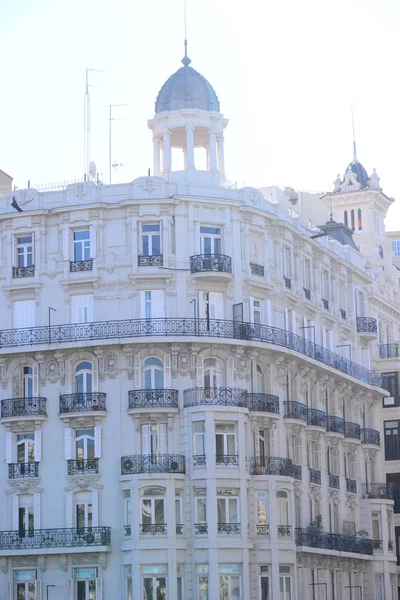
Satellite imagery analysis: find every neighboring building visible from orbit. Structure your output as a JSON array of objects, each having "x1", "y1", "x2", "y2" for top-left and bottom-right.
[
  {"x1": 0, "y1": 45, "x2": 396, "y2": 600},
  {"x1": 0, "y1": 169, "x2": 12, "y2": 196}
]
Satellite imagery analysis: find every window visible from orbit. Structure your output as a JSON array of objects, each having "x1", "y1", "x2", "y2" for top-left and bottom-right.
[
  {"x1": 73, "y1": 230, "x2": 90, "y2": 261},
  {"x1": 259, "y1": 566, "x2": 270, "y2": 600},
  {"x1": 255, "y1": 427, "x2": 272, "y2": 459},
  {"x1": 13, "y1": 299, "x2": 35, "y2": 328},
  {"x1": 250, "y1": 297, "x2": 262, "y2": 324},
  {"x1": 204, "y1": 358, "x2": 223, "y2": 390},
  {"x1": 22, "y1": 366, "x2": 33, "y2": 397},
  {"x1": 392, "y1": 240, "x2": 400, "y2": 257},
  {"x1": 215, "y1": 423, "x2": 237, "y2": 463},
  {"x1": 195, "y1": 496, "x2": 207, "y2": 528},
  {"x1": 140, "y1": 290, "x2": 165, "y2": 320},
  {"x1": 390, "y1": 574, "x2": 396, "y2": 600},
  {"x1": 218, "y1": 564, "x2": 241, "y2": 600},
  {"x1": 123, "y1": 490, "x2": 131, "y2": 536},
  {"x1": 177, "y1": 565, "x2": 183, "y2": 600},
  {"x1": 310, "y1": 439, "x2": 320, "y2": 470},
  {"x1": 13, "y1": 571, "x2": 39, "y2": 600},
  {"x1": 141, "y1": 488, "x2": 166, "y2": 532},
  {"x1": 198, "y1": 291, "x2": 224, "y2": 326},
  {"x1": 350, "y1": 209, "x2": 355, "y2": 231},
  {"x1": 282, "y1": 244, "x2": 293, "y2": 278},
  {"x1": 75, "y1": 491, "x2": 93, "y2": 533},
  {"x1": 302, "y1": 256, "x2": 312, "y2": 290},
  {"x1": 75, "y1": 428, "x2": 95, "y2": 460},
  {"x1": 71, "y1": 294, "x2": 94, "y2": 323},
  {"x1": 125, "y1": 567, "x2": 132, "y2": 600},
  {"x1": 143, "y1": 357, "x2": 164, "y2": 389},
  {"x1": 19, "y1": 495, "x2": 34, "y2": 537},
  {"x1": 372, "y1": 512, "x2": 381, "y2": 543},
  {"x1": 330, "y1": 502, "x2": 340, "y2": 533},
  {"x1": 217, "y1": 495, "x2": 239, "y2": 528},
  {"x1": 75, "y1": 362, "x2": 92, "y2": 393},
  {"x1": 328, "y1": 445, "x2": 340, "y2": 475},
  {"x1": 357, "y1": 208, "x2": 362, "y2": 230},
  {"x1": 384, "y1": 421, "x2": 400, "y2": 460},
  {"x1": 344, "y1": 210, "x2": 348, "y2": 227},
  {"x1": 142, "y1": 566, "x2": 167, "y2": 600},
  {"x1": 193, "y1": 422, "x2": 205, "y2": 458},
  {"x1": 294, "y1": 495, "x2": 301, "y2": 528},
  {"x1": 175, "y1": 496, "x2": 182, "y2": 532},
  {"x1": 383, "y1": 373, "x2": 399, "y2": 406},
  {"x1": 197, "y1": 564, "x2": 209, "y2": 600},
  {"x1": 321, "y1": 268, "x2": 330, "y2": 301},
  {"x1": 345, "y1": 451, "x2": 357, "y2": 480},
  {"x1": 279, "y1": 566, "x2": 292, "y2": 600},
  {"x1": 16, "y1": 235, "x2": 34, "y2": 267},
  {"x1": 256, "y1": 492, "x2": 268, "y2": 529},
  {"x1": 141, "y1": 223, "x2": 161, "y2": 256},
  {"x1": 141, "y1": 423, "x2": 167, "y2": 455},
  {"x1": 74, "y1": 567, "x2": 98, "y2": 600},
  {"x1": 200, "y1": 226, "x2": 222, "y2": 255},
  {"x1": 17, "y1": 433, "x2": 35, "y2": 463},
  {"x1": 254, "y1": 363, "x2": 264, "y2": 393},
  {"x1": 277, "y1": 491, "x2": 289, "y2": 527},
  {"x1": 375, "y1": 574, "x2": 384, "y2": 600}
]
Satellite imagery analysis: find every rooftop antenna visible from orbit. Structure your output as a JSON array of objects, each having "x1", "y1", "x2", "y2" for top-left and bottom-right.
[
  {"x1": 182, "y1": 0, "x2": 191, "y2": 66},
  {"x1": 84, "y1": 68, "x2": 105, "y2": 179},
  {"x1": 109, "y1": 104, "x2": 127, "y2": 184},
  {"x1": 351, "y1": 105, "x2": 357, "y2": 162}
]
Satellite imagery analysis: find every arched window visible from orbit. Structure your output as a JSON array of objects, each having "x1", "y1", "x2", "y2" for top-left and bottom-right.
[
  {"x1": 75, "y1": 361, "x2": 92, "y2": 393},
  {"x1": 357, "y1": 208, "x2": 362, "y2": 230},
  {"x1": 350, "y1": 209, "x2": 355, "y2": 231},
  {"x1": 204, "y1": 358, "x2": 223, "y2": 390},
  {"x1": 276, "y1": 490, "x2": 289, "y2": 527},
  {"x1": 143, "y1": 357, "x2": 164, "y2": 389},
  {"x1": 22, "y1": 366, "x2": 33, "y2": 397},
  {"x1": 344, "y1": 210, "x2": 348, "y2": 227}
]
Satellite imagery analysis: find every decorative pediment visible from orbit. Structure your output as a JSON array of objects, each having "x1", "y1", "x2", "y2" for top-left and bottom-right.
[
  {"x1": 65, "y1": 475, "x2": 103, "y2": 492},
  {"x1": 6, "y1": 481, "x2": 42, "y2": 495}
]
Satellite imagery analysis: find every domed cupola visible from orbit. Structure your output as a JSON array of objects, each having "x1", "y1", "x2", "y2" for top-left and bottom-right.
[
  {"x1": 148, "y1": 42, "x2": 228, "y2": 186},
  {"x1": 333, "y1": 146, "x2": 381, "y2": 193}
]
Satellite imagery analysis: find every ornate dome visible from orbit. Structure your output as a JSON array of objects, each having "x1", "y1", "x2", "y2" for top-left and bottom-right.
[
  {"x1": 344, "y1": 158, "x2": 369, "y2": 188},
  {"x1": 155, "y1": 45, "x2": 220, "y2": 114}
]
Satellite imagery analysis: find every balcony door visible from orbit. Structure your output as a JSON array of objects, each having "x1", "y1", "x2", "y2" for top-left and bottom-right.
[
  {"x1": 75, "y1": 362, "x2": 93, "y2": 394},
  {"x1": 75, "y1": 492, "x2": 93, "y2": 533},
  {"x1": 74, "y1": 568, "x2": 99, "y2": 600},
  {"x1": 204, "y1": 358, "x2": 223, "y2": 392},
  {"x1": 18, "y1": 495, "x2": 34, "y2": 538},
  {"x1": 17, "y1": 433, "x2": 35, "y2": 463},
  {"x1": 200, "y1": 226, "x2": 221, "y2": 255},
  {"x1": 143, "y1": 358, "x2": 164, "y2": 389},
  {"x1": 141, "y1": 489, "x2": 166, "y2": 532},
  {"x1": 141, "y1": 423, "x2": 167, "y2": 456}
]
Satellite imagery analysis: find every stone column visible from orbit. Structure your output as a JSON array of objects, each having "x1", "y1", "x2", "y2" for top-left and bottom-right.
[
  {"x1": 208, "y1": 130, "x2": 217, "y2": 171},
  {"x1": 186, "y1": 125, "x2": 195, "y2": 169},
  {"x1": 162, "y1": 130, "x2": 171, "y2": 179},
  {"x1": 153, "y1": 137, "x2": 161, "y2": 176}
]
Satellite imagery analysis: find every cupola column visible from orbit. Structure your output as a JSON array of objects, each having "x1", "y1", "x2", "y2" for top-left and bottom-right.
[
  {"x1": 153, "y1": 137, "x2": 161, "y2": 177},
  {"x1": 217, "y1": 133, "x2": 225, "y2": 176},
  {"x1": 186, "y1": 125, "x2": 195, "y2": 170},
  {"x1": 208, "y1": 130, "x2": 218, "y2": 171},
  {"x1": 162, "y1": 130, "x2": 171, "y2": 179}
]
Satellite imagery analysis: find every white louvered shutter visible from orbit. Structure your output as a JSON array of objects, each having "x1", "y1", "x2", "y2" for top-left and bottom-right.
[
  {"x1": 198, "y1": 291, "x2": 206, "y2": 319},
  {"x1": 134, "y1": 355, "x2": 141, "y2": 389},
  {"x1": 227, "y1": 356, "x2": 234, "y2": 387},
  {"x1": 5, "y1": 432, "x2": 13, "y2": 463},
  {"x1": 64, "y1": 428, "x2": 72, "y2": 460},
  {"x1": 34, "y1": 581, "x2": 41, "y2": 600},
  {"x1": 265, "y1": 299, "x2": 272, "y2": 326},
  {"x1": 13, "y1": 300, "x2": 36, "y2": 328},
  {"x1": 209, "y1": 292, "x2": 223, "y2": 320},
  {"x1": 92, "y1": 490, "x2": 99, "y2": 527},
  {"x1": 94, "y1": 426, "x2": 102, "y2": 458},
  {"x1": 65, "y1": 493, "x2": 73, "y2": 528},
  {"x1": 34, "y1": 493, "x2": 41, "y2": 529},
  {"x1": 141, "y1": 425, "x2": 150, "y2": 454},
  {"x1": 34, "y1": 430, "x2": 41, "y2": 462},
  {"x1": 96, "y1": 578, "x2": 103, "y2": 600},
  {"x1": 140, "y1": 291, "x2": 147, "y2": 319},
  {"x1": 90, "y1": 225, "x2": 97, "y2": 258},
  {"x1": 62, "y1": 227, "x2": 70, "y2": 260},
  {"x1": 152, "y1": 290, "x2": 165, "y2": 319},
  {"x1": 92, "y1": 359, "x2": 98, "y2": 392},
  {"x1": 164, "y1": 354, "x2": 171, "y2": 388},
  {"x1": 12, "y1": 495, "x2": 19, "y2": 530},
  {"x1": 159, "y1": 423, "x2": 167, "y2": 453},
  {"x1": 196, "y1": 354, "x2": 204, "y2": 387}
]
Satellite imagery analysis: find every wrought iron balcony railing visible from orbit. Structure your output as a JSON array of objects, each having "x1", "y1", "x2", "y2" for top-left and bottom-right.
[
  {"x1": 128, "y1": 389, "x2": 179, "y2": 410},
  {"x1": 1, "y1": 397, "x2": 47, "y2": 418},
  {"x1": 357, "y1": 317, "x2": 378, "y2": 334},
  {"x1": 372, "y1": 539, "x2": 383, "y2": 550},
  {"x1": 250, "y1": 263, "x2": 264, "y2": 276},
  {"x1": 277, "y1": 525, "x2": 292, "y2": 537},
  {"x1": 190, "y1": 254, "x2": 232, "y2": 274},
  {"x1": 0, "y1": 526, "x2": 111, "y2": 550},
  {"x1": 344, "y1": 421, "x2": 361, "y2": 440},
  {"x1": 388, "y1": 541, "x2": 394, "y2": 551},
  {"x1": 176, "y1": 524, "x2": 183, "y2": 535},
  {"x1": 184, "y1": 387, "x2": 247, "y2": 408},
  {"x1": 12, "y1": 266, "x2": 35, "y2": 278},
  {"x1": 68, "y1": 459, "x2": 99, "y2": 475},
  {"x1": 361, "y1": 428, "x2": 380, "y2": 446},
  {"x1": 303, "y1": 288, "x2": 311, "y2": 300},
  {"x1": 70, "y1": 259, "x2": 93, "y2": 272},
  {"x1": 307, "y1": 408, "x2": 326, "y2": 428},
  {"x1": 292, "y1": 464, "x2": 302, "y2": 480},
  {"x1": 250, "y1": 457, "x2": 294, "y2": 477},
  {"x1": 248, "y1": 393, "x2": 279, "y2": 413},
  {"x1": 256, "y1": 524, "x2": 270, "y2": 536},
  {"x1": 329, "y1": 474, "x2": 339, "y2": 489},
  {"x1": 346, "y1": 478, "x2": 357, "y2": 493},
  {"x1": 216, "y1": 454, "x2": 239, "y2": 466},
  {"x1": 362, "y1": 482, "x2": 393, "y2": 500},
  {"x1": 340, "y1": 308, "x2": 347, "y2": 320},
  {"x1": 0, "y1": 318, "x2": 387, "y2": 389},
  {"x1": 8, "y1": 462, "x2": 39, "y2": 479},
  {"x1": 59, "y1": 393, "x2": 106, "y2": 413},
  {"x1": 379, "y1": 343, "x2": 399, "y2": 359},
  {"x1": 195, "y1": 523, "x2": 208, "y2": 535},
  {"x1": 294, "y1": 528, "x2": 373, "y2": 555},
  {"x1": 283, "y1": 276, "x2": 292, "y2": 289},
  {"x1": 283, "y1": 401, "x2": 307, "y2": 422},
  {"x1": 139, "y1": 524, "x2": 167, "y2": 535},
  {"x1": 217, "y1": 523, "x2": 241, "y2": 534},
  {"x1": 326, "y1": 415, "x2": 345, "y2": 434},
  {"x1": 121, "y1": 454, "x2": 185, "y2": 475},
  {"x1": 138, "y1": 254, "x2": 163, "y2": 267},
  {"x1": 193, "y1": 455, "x2": 206, "y2": 467},
  {"x1": 124, "y1": 525, "x2": 131, "y2": 537},
  {"x1": 322, "y1": 298, "x2": 329, "y2": 310},
  {"x1": 309, "y1": 468, "x2": 321, "y2": 485}
]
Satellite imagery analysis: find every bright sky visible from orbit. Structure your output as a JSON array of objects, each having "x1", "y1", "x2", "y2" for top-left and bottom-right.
[{"x1": 1, "y1": 0, "x2": 400, "y2": 225}]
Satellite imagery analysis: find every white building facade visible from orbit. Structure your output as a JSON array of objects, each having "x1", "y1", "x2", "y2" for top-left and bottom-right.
[{"x1": 0, "y1": 47, "x2": 396, "y2": 600}]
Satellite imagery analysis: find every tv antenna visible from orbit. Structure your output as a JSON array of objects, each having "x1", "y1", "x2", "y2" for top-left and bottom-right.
[
  {"x1": 351, "y1": 105, "x2": 357, "y2": 162},
  {"x1": 84, "y1": 68, "x2": 105, "y2": 179},
  {"x1": 109, "y1": 104, "x2": 127, "y2": 184}
]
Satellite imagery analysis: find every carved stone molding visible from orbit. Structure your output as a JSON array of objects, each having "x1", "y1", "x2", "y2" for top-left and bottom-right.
[
  {"x1": 60, "y1": 555, "x2": 68, "y2": 571},
  {"x1": 0, "y1": 558, "x2": 8, "y2": 573},
  {"x1": 12, "y1": 556, "x2": 37, "y2": 567},
  {"x1": 65, "y1": 476, "x2": 103, "y2": 492}
]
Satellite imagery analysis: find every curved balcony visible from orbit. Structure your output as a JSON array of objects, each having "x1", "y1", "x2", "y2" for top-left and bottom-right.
[
  {"x1": 362, "y1": 483, "x2": 393, "y2": 500},
  {"x1": 250, "y1": 456, "x2": 294, "y2": 477},
  {"x1": 68, "y1": 459, "x2": 99, "y2": 476},
  {"x1": 0, "y1": 527, "x2": 111, "y2": 550},
  {"x1": 361, "y1": 428, "x2": 380, "y2": 446},
  {"x1": 356, "y1": 317, "x2": 378, "y2": 341},
  {"x1": 295, "y1": 528, "x2": 373, "y2": 555},
  {"x1": 190, "y1": 254, "x2": 232, "y2": 276},
  {"x1": 248, "y1": 393, "x2": 279, "y2": 414},
  {"x1": 128, "y1": 389, "x2": 179, "y2": 413},
  {"x1": 326, "y1": 415, "x2": 345, "y2": 435},
  {"x1": 121, "y1": 454, "x2": 185, "y2": 475},
  {"x1": 183, "y1": 387, "x2": 247, "y2": 408},
  {"x1": 1, "y1": 397, "x2": 47, "y2": 421},
  {"x1": 283, "y1": 401, "x2": 307, "y2": 423},
  {"x1": 59, "y1": 393, "x2": 106, "y2": 415},
  {"x1": 307, "y1": 408, "x2": 326, "y2": 429},
  {"x1": 8, "y1": 462, "x2": 39, "y2": 479},
  {"x1": 344, "y1": 421, "x2": 361, "y2": 441}
]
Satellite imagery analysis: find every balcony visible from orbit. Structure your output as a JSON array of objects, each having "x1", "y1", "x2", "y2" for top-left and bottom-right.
[
  {"x1": 362, "y1": 482, "x2": 393, "y2": 500},
  {"x1": 322, "y1": 298, "x2": 329, "y2": 310},
  {"x1": 1, "y1": 397, "x2": 47, "y2": 420},
  {"x1": 340, "y1": 308, "x2": 347, "y2": 320},
  {"x1": 68, "y1": 459, "x2": 99, "y2": 476},
  {"x1": 59, "y1": 393, "x2": 106, "y2": 414},
  {"x1": 372, "y1": 539, "x2": 383, "y2": 550},
  {"x1": 303, "y1": 288, "x2": 311, "y2": 300},
  {"x1": 356, "y1": 317, "x2": 378, "y2": 341},
  {"x1": 248, "y1": 393, "x2": 279, "y2": 414},
  {"x1": 124, "y1": 525, "x2": 131, "y2": 537},
  {"x1": 250, "y1": 263, "x2": 264, "y2": 276},
  {"x1": 256, "y1": 524, "x2": 270, "y2": 536},
  {"x1": 307, "y1": 408, "x2": 326, "y2": 428},
  {"x1": 283, "y1": 401, "x2": 307, "y2": 423},
  {"x1": 361, "y1": 428, "x2": 380, "y2": 446},
  {"x1": 292, "y1": 464, "x2": 302, "y2": 480},
  {"x1": 295, "y1": 528, "x2": 373, "y2": 555},
  {"x1": 329, "y1": 474, "x2": 339, "y2": 489},
  {"x1": 326, "y1": 415, "x2": 345, "y2": 435},
  {"x1": 193, "y1": 455, "x2": 206, "y2": 467},
  {"x1": 183, "y1": 387, "x2": 247, "y2": 408},
  {"x1": 195, "y1": 523, "x2": 208, "y2": 535},
  {"x1": 283, "y1": 276, "x2": 292, "y2": 290},
  {"x1": 8, "y1": 462, "x2": 39, "y2": 479},
  {"x1": 139, "y1": 524, "x2": 167, "y2": 535},
  {"x1": 0, "y1": 527, "x2": 111, "y2": 551},
  {"x1": 309, "y1": 469, "x2": 321, "y2": 485},
  {"x1": 176, "y1": 524, "x2": 183, "y2": 535},
  {"x1": 379, "y1": 344, "x2": 399, "y2": 359},
  {"x1": 138, "y1": 254, "x2": 163, "y2": 267},
  {"x1": 217, "y1": 523, "x2": 241, "y2": 535},
  {"x1": 277, "y1": 525, "x2": 292, "y2": 537},
  {"x1": 12, "y1": 266, "x2": 35, "y2": 278},
  {"x1": 190, "y1": 254, "x2": 232, "y2": 275},
  {"x1": 250, "y1": 456, "x2": 295, "y2": 477},
  {"x1": 346, "y1": 478, "x2": 357, "y2": 493},
  {"x1": 121, "y1": 454, "x2": 185, "y2": 475},
  {"x1": 344, "y1": 421, "x2": 361, "y2": 440},
  {"x1": 70, "y1": 259, "x2": 93, "y2": 272},
  {"x1": 128, "y1": 389, "x2": 179, "y2": 411},
  {"x1": 216, "y1": 454, "x2": 239, "y2": 466}
]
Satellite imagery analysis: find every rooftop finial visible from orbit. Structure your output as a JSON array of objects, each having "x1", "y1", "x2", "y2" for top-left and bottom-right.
[
  {"x1": 351, "y1": 105, "x2": 357, "y2": 162},
  {"x1": 181, "y1": 0, "x2": 191, "y2": 66}
]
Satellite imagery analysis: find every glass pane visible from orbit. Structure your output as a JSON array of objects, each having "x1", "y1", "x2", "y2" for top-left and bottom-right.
[
  {"x1": 18, "y1": 444, "x2": 25, "y2": 463},
  {"x1": 199, "y1": 577, "x2": 209, "y2": 600},
  {"x1": 142, "y1": 500, "x2": 151, "y2": 524},
  {"x1": 144, "y1": 370, "x2": 152, "y2": 389},
  {"x1": 155, "y1": 369, "x2": 164, "y2": 389},
  {"x1": 197, "y1": 499, "x2": 206, "y2": 522},
  {"x1": 87, "y1": 504, "x2": 93, "y2": 528},
  {"x1": 76, "y1": 439, "x2": 84, "y2": 459},
  {"x1": 89, "y1": 581, "x2": 96, "y2": 600},
  {"x1": 17, "y1": 583, "x2": 25, "y2": 600},
  {"x1": 258, "y1": 500, "x2": 267, "y2": 524},
  {"x1": 29, "y1": 583, "x2": 35, "y2": 600},
  {"x1": 231, "y1": 576, "x2": 240, "y2": 599},
  {"x1": 152, "y1": 235, "x2": 161, "y2": 255},
  {"x1": 215, "y1": 434, "x2": 224, "y2": 455},
  {"x1": 143, "y1": 578, "x2": 153, "y2": 600},
  {"x1": 195, "y1": 434, "x2": 205, "y2": 454},
  {"x1": 77, "y1": 581, "x2": 86, "y2": 600},
  {"x1": 285, "y1": 577, "x2": 291, "y2": 599},
  {"x1": 155, "y1": 499, "x2": 164, "y2": 524},
  {"x1": 156, "y1": 578, "x2": 166, "y2": 600},
  {"x1": 177, "y1": 576, "x2": 183, "y2": 600},
  {"x1": 219, "y1": 575, "x2": 228, "y2": 600},
  {"x1": 143, "y1": 236, "x2": 149, "y2": 255},
  {"x1": 217, "y1": 499, "x2": 226, "y2": 522},
  {"x1": 87, "y1": 439, "x2": 95, "y2": 459},
  {"x1": 203, "y1": 238, "x2": 212, "y2": 254},
  {"x1": 261, "y1": 577, "x2": 270, "y2": 600},
  {"x1": 76, "y1": 504, "x2": 85, "y2": 530},
  {"x1": 229, "y1": 499, "x2": 238, "y2": 522},
  {"x1": 86, "y1": 373, "x2": 92, "y2": 393},
  {"x1": 214, "y1": 238, "x2": 222, "y2": 254},
  {"x1": 227, "y1": 434, "x2": 236, "y2": 455}
]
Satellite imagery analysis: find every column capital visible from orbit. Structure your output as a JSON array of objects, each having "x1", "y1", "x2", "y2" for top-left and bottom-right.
[{"x1": 185, "y1": 124, "x2": 195, "y2": 132}]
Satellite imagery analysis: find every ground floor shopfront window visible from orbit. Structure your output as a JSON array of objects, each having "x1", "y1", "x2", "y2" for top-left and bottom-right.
[{"x1": 219, "y1": 564, "x2": 241, "y2": 600}]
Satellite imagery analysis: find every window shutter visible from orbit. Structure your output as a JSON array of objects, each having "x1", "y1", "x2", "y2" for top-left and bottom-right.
[
  {"x1": 164, "y1": 354, "x2": 171, "y2": 388},
  {"x1": 152, "y1": 290, "x2": 165, "y2": 319},
  {"x1": 227, "y1": 356, "x2": 234, "y2": 387},
  {"x1": 34, "y1": 430, "x2": 41, "y2": 462},
  {"x1": 209, "y1": 292, "x2": 223, "y2": 320},
  {"x1": 134, "y1": 355, "x2": 141, "y2": 389},
  {"x1": 34, "y1": 493, "x2": 41, "y2": 529},
  {"x1": 96, "y1": 578, "x2": 103, "y2": 600},
  {"x1": 196, "y1": 354, "x2": 204, "y2": 387},
  {"x1": 140, "y1": 290, "x2": 147, "y2": 319},
  {"x1": 5, "y1": 432, "x2": 13, "y2": 463},
  {"x1": 68, "y1": 580, "x2": 74, "y2": 600},
  {"x1": 291, "y1": 310, "x2": 296, "y2": 334},
  {"x1": 90, "y1": 225, "x2": 97, "y2": 258},
  {"x1": 64, "y1": 428, "x2": 72, "y2": 460},
  {"x1": 94, "y1": 426, "x2": 102, "y2": 458},
  {"x1": 92, "y1": 490, "x2": 99, "y2": 527},
  {"x1": 65, "y1": 360, "x2": 71, "y2": 393},
  {"x1": 34, "y1": 581, "x2": 41, "y2": 600},
  {"x1": 12, "y1": 495, "x2": 19, "y2": 530},
  {"x1": 65, "y1": 492, "x2": 73, "y2": 528},
  {"x1": 7, "y1": 582, "x2": 12, "y2": 600},
  {"x1": 198, "y1": 291, "x2": 205, "y2": 319},
  {"x1": 159, "y1": 423, "x2": 167, "y2": 453},
  {"x1": 62, "y1": 227, "x2": 70, "y2": 261},
  {"x1": 249, "y1": 296, "x2": 255, "y2": 322},
  {"x1": 92, "y1": 358, "x2": 99, "y2": 392},
  {"x1": 141, "y1": 425, "x2": 150, "y2": 454},
  {"x1": 265, "y1": 299, "x2": 272, "y2": 326},
  {"x1": 33, "y1": 365, "x2": 39, "y2": 396},
  {"x1": 194, "y1": 222, "x2": 201, "y2": 254}
]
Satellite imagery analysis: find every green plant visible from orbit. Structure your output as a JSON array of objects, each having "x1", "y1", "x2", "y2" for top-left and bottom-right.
[{"x1": 307, "y1": 515, "x2": 323, "y2": 532}]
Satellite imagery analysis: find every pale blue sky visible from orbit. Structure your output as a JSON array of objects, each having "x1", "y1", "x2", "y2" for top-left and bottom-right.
[{"x1": 1, "y1": 0, "x2": 399, "y2": 224}]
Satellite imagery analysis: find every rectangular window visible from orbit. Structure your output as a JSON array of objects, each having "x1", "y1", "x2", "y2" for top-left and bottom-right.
[
  {"x1": 302, "y1": 256, "x2": 311, "y2": 290},
  {"x1": 197, "y1": 565, "x2": 209, "y2": 600},
  {"x1": 383, "y1": 372, "x2": 399, "y2": 400},
  {"x1": 123, "y1": 491, "x2": 131, "y2": 535},
  {"x1": 14, "y1": 570, "x2": 37, "y2": 600},
  {"x1": 215, "y1": 423, "x2": 237, "y2": 462},
  {"x1": 141, "y1": 223, "x2": 161, "y2": 256},
  {"x1": 392, "y1": 240, "x2": 400, "y2": 256},
  {"x1": 196, "y1": 497, "x2": 207, "y2": 525},
  {"x1": 17, "y1": 433, "x2": 35, "y2": 463},
  {"x1": 256, "y1": 492, "x2": 268, "y2": 526},
  {"x1": 141, "y1": 423, "x2": 167, "y2": 455},
  {"x1": 75, "y1": 429, "x2": 95, "y2": 460},
  {"x1": 141, "y1": 497, "x2": 165, "y2": 529},
  {"x1": 16, "y1": 235, "x2": 34, "y2": 267},
  {"x1": 279, "y1": 566, "x2": 292, "y2": 600},
  {"x1": 250, "y1": 297, "x2": 262, "y2": 324},
  {"x1": 71, "y1": 294, "x2": 94, "y2": 324},
  {"x1": 375, "y1": 574, "x2": 384, "y2": 600},
  {"x1": 218, "y1": 564, "x2": 241, "y2": 600},
  {"x1": 199, "y1": 291, "x2": 224, "y2": 323},
  {"x1": 142, "y1": 566, "x2": 167, "y2": 600},
  {"x1": 282, "y1": 244, "x2": 293, "y2": 278},
  {"x1": 372, "y1": 512, "x2": 381, "y2": 542},
  {"x1": 13, "y1": 299, "x2": 35, "y2": 329},
  {"x1": 73, "y1": 230, "x2": 90, "y2": 261},
  {"x1": 322, "y1": 268, "x2": 330, "y2": 300},
  {"x1": 200, "y1": 226, "x2": 222, "y2": 255},
  {"x1": 217, "y1": 496, "x2": 239, "y2": 525},
  {"x1": 74, "y1": 568, "x2": 98, "y2": 600},
  {"x1": 193, "y1": 422, "x2": 205, "y2": 457},
  {"x1": 384, "y1": 421, "x2": 400, "y2": 460},
  {"x1": 19, "y1": 505, "x2": 34, "y2": 537},
  {"x1": 141, "y1": 290, "x2": 165, "y2": 320},
  {"x1": 260, "y1": 566, "x2": 270, "y2": 600}
]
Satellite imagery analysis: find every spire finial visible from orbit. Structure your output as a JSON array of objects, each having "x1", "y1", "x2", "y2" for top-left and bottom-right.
[
  {"x1": 351, "y1": 105, "x2": 357, "y2": 162},
  {"x1": 181, "y1": 0, "x2": 191, "y2": 66}
]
